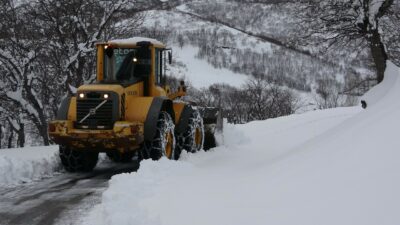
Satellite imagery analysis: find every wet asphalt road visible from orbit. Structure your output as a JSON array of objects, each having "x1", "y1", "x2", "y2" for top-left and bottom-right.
[{"x1": 0, "y1": 161, "x2": 140, "y2": 225}]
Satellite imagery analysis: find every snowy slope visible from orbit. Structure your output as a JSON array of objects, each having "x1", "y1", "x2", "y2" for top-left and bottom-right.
[
  {"x1": 171, "y1": 46, "x2": 249, "y2": 88},
  {"x1": 143, "y1": 9, "x2": 253, "y2": 88},
  {"x1": 140, "y1": 9, "x2": 287, "y2": 89},
  {"x1": 0, "y1": 146, "x2": 61, "y2": 187},
  {"x1": 138, "y1": 8, "x2": 350, "y2": 109},
  {"x1": 82, "y1": 61, "x2": 400, "y2": 225}
]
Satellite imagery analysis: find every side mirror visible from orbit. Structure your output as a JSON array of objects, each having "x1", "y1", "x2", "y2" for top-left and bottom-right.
[{"x1": 168, "y1": 51, "x2": 172, "y2": 64}]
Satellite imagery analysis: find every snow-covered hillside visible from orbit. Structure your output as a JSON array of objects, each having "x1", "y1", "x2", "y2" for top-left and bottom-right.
[
  {"x1": 139, "y1": 7, "x2": 352, "y2": 97},
  {"x1": 170, "y1": 46, "x2": 249, "y2": 88},
  {"x1": 141, "y1": 9, "x2": 273, "y2": 88},
  {"x1": 80, "y1": 63, "x2": 400, "y2": 225}
]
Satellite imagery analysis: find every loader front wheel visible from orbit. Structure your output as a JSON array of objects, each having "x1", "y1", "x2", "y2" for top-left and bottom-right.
[
  {"x1": 59, "y1": 146, "x2": 98, "y2": 172},
  {"x1": 176, "y1": 109, "x2": 204, "y2": 158},
  {"x1": 144, "y1": 112, "x2": 176, "y2": 160}
]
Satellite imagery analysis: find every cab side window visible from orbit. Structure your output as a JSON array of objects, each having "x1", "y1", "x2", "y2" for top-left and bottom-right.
[{"x1": 155, "y1": 48, "x2": 163, "y2": 85}]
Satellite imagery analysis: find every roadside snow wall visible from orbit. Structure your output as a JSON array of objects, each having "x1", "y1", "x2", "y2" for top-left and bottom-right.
[{"x1": 0, "y1": 146, "x2": 60, "y2": 187}]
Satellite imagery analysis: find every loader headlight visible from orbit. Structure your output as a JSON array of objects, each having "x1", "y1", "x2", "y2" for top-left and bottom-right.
[
  {"x1": 103, "y1": 94, "x2": 109, "y2": 99},
  {"x1": 79, "y1": 93, "x2": 85, "y2": 99}
]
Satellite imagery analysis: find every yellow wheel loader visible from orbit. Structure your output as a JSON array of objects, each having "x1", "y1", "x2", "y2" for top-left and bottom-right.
[{"x1": 48, "y1": 37, "x2": 221, "y2": 172}]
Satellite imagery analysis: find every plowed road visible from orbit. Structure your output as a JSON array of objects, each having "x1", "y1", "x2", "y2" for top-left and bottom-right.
[{"x1": 0, "y1": 161, "x2": 139, "y2": 225}]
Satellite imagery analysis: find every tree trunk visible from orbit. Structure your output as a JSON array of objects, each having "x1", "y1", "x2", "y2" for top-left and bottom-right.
[
  {"x1": 32, "y1": 119, "x2": 49, "y2": 146},
  {"x1": 8, "y1": 129, "x2": 14, "y2": 149},
  {"x1": 0, "y1": 124, "x2": 2, "y2": 149},
  {"x1": 41, "y1": 121, "x2": 49, "y2": 146},
  {"x1": 369, "y1": 29, "x2": 388, "y2": 83},
  {"x1": 17, "y1": 123, "x2": 25, "y2": 148}
]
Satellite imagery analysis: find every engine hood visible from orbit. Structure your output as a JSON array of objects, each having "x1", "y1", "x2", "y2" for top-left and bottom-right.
[{"x1": 77, "y1": 84, "x2": 124, "y2": 95}]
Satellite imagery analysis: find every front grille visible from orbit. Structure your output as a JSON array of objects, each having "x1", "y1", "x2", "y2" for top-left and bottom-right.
[{"x1": 76, "y1": 98, "x2": 114, "y2": 129}]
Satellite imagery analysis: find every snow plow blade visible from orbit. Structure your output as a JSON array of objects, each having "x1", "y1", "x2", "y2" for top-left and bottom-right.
[{"x1": 198, "y1": 107, "x2": 223, "y2": 150}]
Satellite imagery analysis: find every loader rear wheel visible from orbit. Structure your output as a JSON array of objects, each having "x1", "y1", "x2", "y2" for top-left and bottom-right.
[
  {"x1": 144, "y1": 112, "x2": 176, "y2": 161},
  {"x1": 176, "y1": 109, "x2": 204, "y2": 158},
  {"x1": 59, "y1": 146, "x2": 98, "y2": 172},
  {"x1": 106, "y1": 151, "x2": 134, "y2": 163}
]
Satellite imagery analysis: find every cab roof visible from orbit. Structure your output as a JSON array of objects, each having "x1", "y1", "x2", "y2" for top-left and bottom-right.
[{"x1": 97, "y1": 37, "x2": 165, "y2": 48}]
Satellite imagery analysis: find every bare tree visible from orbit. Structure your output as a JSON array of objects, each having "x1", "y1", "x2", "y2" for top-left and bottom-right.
[
  {"x1": 299, "y1": 0, "x2": 398, "y2": 83},
  {"x1": 190, "y1": 77, "x2": 297, "y2": 124},
  {"x1": 0, "y1": 0, "x2": 50, "y2": 144},
  {"x1": 243, "y1": 77, "x2": 297, "y2": 120},
  {"x1": 315, "y1": 76, "x2": 344, "y2": 109},
  {"x1": 0, "y1": 0, "x2": 146, "y2": 147},
  {"x1": 0, "y1": 105, "x2": 26, "y2": 148},
  {"x1": 31, "y1": 0, "x2": 144, "y2": 95}
]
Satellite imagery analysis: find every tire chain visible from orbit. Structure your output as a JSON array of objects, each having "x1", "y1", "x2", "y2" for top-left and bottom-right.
[
  {"x1": 176, "y1": 109, "x2": 204, "y2": 154},
  {"x1": 145, "y1": 112, "x2": 176, "y2": 160}
]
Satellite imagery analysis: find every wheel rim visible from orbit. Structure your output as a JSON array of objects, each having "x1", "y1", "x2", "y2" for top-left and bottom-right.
[
  {"x1": 194, "y1": 127, "x2": 202, "y2": 149},
  {"x1": 165, "y1": 132, "x2": 173, "y2": 158}
]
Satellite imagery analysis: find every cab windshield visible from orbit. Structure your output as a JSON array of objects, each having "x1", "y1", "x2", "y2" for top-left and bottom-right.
[{"x1": 103, "y1": 47, "x2": 150, "y2": 83}]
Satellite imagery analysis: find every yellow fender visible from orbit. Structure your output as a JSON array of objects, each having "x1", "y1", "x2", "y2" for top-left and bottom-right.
[{"x1": 127, "y1": 96, "x2": 174, "y2": 141}]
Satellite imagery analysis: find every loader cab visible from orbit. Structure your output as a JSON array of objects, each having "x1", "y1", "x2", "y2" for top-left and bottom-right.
[
  {"x1": 96, "y1": 38, "x2": 172, "y2": 97},
  {"x1": 100, "y1": 43, "x2": 151, "y2": 84}
]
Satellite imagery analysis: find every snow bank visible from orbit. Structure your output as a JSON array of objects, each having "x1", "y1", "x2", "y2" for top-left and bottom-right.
[
  {"x1": 361, "y1": 61, "x2": 400, "y2": 107},
  {"x1": 83, "y1": 159, "x2": 194, "y2": 225},
  {"x1": 82, "y1": 108, "x2": 359, "y2": 225},
  {"x1": 83, "y1": 62, "x2": 400, "y2": 225},
  {"x1": 0, "y1": 146, "x2": 61, "y2": 187}
]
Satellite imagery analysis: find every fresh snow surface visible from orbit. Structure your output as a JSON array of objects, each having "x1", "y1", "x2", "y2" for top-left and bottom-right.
[
  {"x1": 173, "y1": 46, "x2": 249, "y2": 88},
  {"x1": 82, "y1": 107, "x2": 360, "y2": 225},
  {"x1": 0, "y1": 146, "x2": 61, "y2": 187},
  {"x1": 82, "y1": 61, "x2": 400, "y2": 225},
  {"x1": 361, "y1": 61, "x2": 400, "y2": 107}
]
